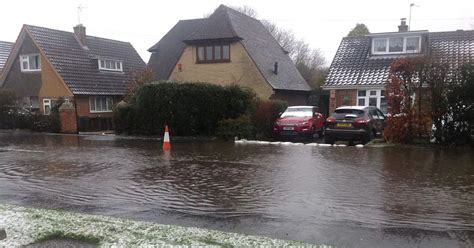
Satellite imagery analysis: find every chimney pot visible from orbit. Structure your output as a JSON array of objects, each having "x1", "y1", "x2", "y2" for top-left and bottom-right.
[
  {"x1": 273, "y1": 62, "x2": 278, "y2": 75},
  {"x1": 398, "y1": 18, "x2": 408, "y2": 32},
  {"x1": 74, "y1": 24, "x2": 87, "y2": 47}
]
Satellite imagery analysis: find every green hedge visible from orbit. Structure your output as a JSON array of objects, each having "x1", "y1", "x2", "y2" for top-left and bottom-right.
[
  {"x1": 0, "y1": 90, "x2": 61, "y2": 133},
  {"x1": 114, "y1": 81, "x2": 255, "y2": 136}
]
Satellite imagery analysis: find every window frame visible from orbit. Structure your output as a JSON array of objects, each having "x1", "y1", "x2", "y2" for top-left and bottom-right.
[
  {"x1": 89, "y1": 96, "x2": 114, "y2": 113},
  {"x1": 42, "y1": 98, "x2": 58, "y2": 115},
  {"x1": 371, "y1": 36, "x2": 421, "y2": 55},
  {"x1": 357, "y1": 89, "x2": 387, "y2": 113},
  {"x1": 98, "y1": 59, "x2": 123, "y2": 72},
  {"x1": 196, "y1": 44, "x2": 231, "y2": 63},
  {"x1": 20, "y1": 54, "x2": 41, "y2": 72}
]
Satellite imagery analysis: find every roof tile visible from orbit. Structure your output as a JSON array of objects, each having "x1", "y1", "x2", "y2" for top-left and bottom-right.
[{"x1": 26, "y1": 25, "x2": 146, "y2": 95}]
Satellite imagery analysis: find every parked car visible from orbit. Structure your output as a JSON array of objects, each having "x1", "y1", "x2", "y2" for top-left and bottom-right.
[
  {"x1": 274, "y1": 106, "x2": 325, "y2": 140},
  {"x1": 325, "y1": 106, "x2": 386, "y2": 144}
]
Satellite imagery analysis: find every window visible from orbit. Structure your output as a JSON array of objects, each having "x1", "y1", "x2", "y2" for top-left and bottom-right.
[
  {"x1": 372, "y1": 36, "x2": 421, "y2": 55},
  {"x1": 196, "y1": 44, "x2": 230, "y2": 63},
  {"x1": 373, "y1": 39, "x2": 387, "y2": 53},
  {"x1": 357, "y1": 89, "x2": 387, "y2": 113},
  {"x1": 20, "y1": 54, "x2": 41, "y2": 72},
  {"x1": 197, "y1": 47, "x2": 205, "y2": 61},
  {"x1": 388, "y1": 37, "x2": 404, "y2": 52},
  {"x1": 406, "y1": 37, "x2": 421, "y2": 53},
  {"x1": 43, "y1": 99, "x2": 58, "y2": 115},
  {"x1": 98, "y1": 59, "x2": 123, "y2": 72},
  {"x1": 89, "y1": 96, "x2": 113, "y2": 113}
]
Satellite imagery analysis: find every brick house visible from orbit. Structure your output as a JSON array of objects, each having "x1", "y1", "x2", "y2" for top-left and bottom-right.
[
  {"x1": 148, "y1": 5, "x2": 311, "y2": 105},
  {"x1": 0, "y1": 24, "x2": 146, "y2": 132},
  {"x1": 323, "y1": 19, "x2": 474, "y2": 114}
]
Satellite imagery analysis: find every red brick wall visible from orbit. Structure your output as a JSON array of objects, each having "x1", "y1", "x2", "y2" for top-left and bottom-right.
[
  {"x1": 59, "y1": 108, "x2": 78, "y2": 134},
  {"x1": 74, "y1": 95, "x2": 121, "y2": 118},
  {"x1": 329, "y1": 89, "x2": 357, "y2": 114}
]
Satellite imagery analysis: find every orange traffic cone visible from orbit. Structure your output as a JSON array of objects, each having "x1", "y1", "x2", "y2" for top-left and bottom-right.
[{"x1": 162, "y1": 125, "x2": 171, "y2": 150}]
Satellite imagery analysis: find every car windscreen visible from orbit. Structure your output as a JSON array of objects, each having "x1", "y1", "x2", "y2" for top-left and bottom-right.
[
  {"x1": 332, "y1": 109, "x2": 365, "y2": 119},
  {"x1": 281, "y1": 108, "x2": 312, "y2": 117}
]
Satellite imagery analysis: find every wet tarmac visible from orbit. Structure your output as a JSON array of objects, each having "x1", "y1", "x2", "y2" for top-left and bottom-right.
[{"x1": 0, "y1": 131, "x2": 473, "y2": 247}]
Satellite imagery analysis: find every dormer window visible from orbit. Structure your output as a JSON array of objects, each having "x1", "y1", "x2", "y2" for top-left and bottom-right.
[
  {"x1": 196, "y1": 44, "x2": 230, "y2": 63},
  {"x1": 98, "y1": 59, "x2": 123, "y2": 72},
  {"x1": 372, "y1": 36, "x2": 421, "y2": 55},
  {"x1": 20, "y1": 54, "x2": 41, "y2": 72}
]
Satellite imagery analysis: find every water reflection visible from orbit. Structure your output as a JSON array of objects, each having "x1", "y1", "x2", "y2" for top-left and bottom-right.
[{"x1": 0, "y1": 131, "x2": 473, "y2": 247}]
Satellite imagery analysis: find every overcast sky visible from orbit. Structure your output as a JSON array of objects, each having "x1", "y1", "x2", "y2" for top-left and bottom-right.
[{"x1": 1, "y1": 0, "x2": 473, "y2": 64}]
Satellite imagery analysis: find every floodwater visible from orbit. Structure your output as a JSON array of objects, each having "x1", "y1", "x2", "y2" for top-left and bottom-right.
[{"x1": 0, "y1": 131, "x2": 473, "y2": 248}]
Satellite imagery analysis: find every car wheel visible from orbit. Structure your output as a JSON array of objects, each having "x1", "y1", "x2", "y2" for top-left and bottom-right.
[
  {"x1": 325, "y1": 135, "x2": 334, "y2": 144},
  {"x1": 317, "y1": 130, "x2": 324, "y2": 139},
  {"x1": 364, "y1": 130, "x2": 375, "y2": 144},
  {"x1": 307, "y1": 126, "x2": 316, "y2": 141}
]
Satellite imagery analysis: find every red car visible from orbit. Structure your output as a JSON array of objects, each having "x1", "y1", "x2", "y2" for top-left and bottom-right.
[{"x1": 274, "y1": 106, "x2": 326, "y2": 139}]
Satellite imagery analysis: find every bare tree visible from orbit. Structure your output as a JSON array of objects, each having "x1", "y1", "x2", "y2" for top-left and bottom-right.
[
  {"x1": 261, "y1": 20, "x2": 297, "y2": 56},
  {"x1": 229, "y1": 5, "x2": 258, "y2": 18}
]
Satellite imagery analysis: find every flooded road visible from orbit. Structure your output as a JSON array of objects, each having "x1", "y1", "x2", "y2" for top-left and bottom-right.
[{"x1": 0, "y1": 131, "x2": 473, "y2": 247}]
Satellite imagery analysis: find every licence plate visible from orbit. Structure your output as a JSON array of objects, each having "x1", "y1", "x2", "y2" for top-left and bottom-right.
[
  {"x1": 336, "y1": 123, "x2": 352, "y2": 127},
  {"x1": 283, "y1": 127, "x2": 294, "y2": 130}
]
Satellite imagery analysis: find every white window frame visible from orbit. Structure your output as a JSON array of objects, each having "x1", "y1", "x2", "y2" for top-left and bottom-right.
[
  {"x1": 42, "y1": 98, "x2": 58, "y2": 115},
  {"x1": 98, "y1": 59, "x2": 123, "y2": 72},
  {"x1": 372, "y1": 36, "x2": 421, "y2": 55},
  {"x1": 20, "y1": 54, "x2": 41, "y2": 72},
  {"x1": 89, "y1": 96, "x2": 113, "y2": 113},
  {"x1": 357, "y1": 89, "x2": 387, "y2": 112}
]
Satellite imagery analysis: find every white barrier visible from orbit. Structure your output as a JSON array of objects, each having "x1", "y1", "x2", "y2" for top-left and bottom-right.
[{"x1": 234, "y1": 140, "x2": 365, "y2": 148}]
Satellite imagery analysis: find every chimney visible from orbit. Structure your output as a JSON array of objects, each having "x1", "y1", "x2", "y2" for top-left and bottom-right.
[
  {"x1": 73, "y1": 24, "x2": 87, "y2": 47},
  {"x1": 398, "y1": 18, "x2": 408, "y2": 32},
  {"x1": 273, "y1": 62, "x2": 278, "y2": 75}
]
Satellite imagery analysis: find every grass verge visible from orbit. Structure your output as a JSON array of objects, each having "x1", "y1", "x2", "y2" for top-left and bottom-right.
[{"x1": 0, "y1": 204, "x2": 333, "y2": 247}]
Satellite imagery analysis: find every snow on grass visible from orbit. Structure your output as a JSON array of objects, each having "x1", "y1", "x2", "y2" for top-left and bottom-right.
[{"x1": 0, "y1": 204, "x2": 332, "y2": 247}]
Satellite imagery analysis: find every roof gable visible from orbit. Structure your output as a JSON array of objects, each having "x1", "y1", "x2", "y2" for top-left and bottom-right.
[
  {"x1": 148, "y1": 5, "x2": 310, "y2": 92},
  {"x1": 184, "y1": 6, "x2": 240, "y2": 42},
  {"x1": 324, "y1": 30, "x2": 474, "y2": 88},
  {"x1": 2, "y1": 25, "x2": 146, "y2": 95},
  {"x1": 148, "y1": 19, "x2": 206, "y2": 80}
]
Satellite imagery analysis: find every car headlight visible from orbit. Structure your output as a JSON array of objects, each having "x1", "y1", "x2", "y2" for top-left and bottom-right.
[{"x1": 297, "y1": 121, "x2": 309, "y2": 126}]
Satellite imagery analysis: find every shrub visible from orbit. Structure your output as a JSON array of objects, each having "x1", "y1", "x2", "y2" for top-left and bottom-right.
[
  {"x1": 252, "y1": 99, "x2": 287, "y2": 140},
  {"x1": 216, "y1": 115, "x2": 255, "y2": 140},
  {"x1": 431, "y1": 63, "x2": 474, "y2": 145},
  {"x1": 114, "y1": 104, "x2": 137, "y2": 134},
  {"x1": 384, "y1": 58, "x2": 432, "y2": 143},
  {"x1": 30, "y1": 115, "x2": 60, "y2": 133},
  {"x1": 0, "y1": 90, "x2": 61, "y2": 133},
  {"x1": 0, "y1": 90, "x2": 17, "y2": 129},
  {"x1": 115, "y1": 81, "x2": 255, "y2": 136}
]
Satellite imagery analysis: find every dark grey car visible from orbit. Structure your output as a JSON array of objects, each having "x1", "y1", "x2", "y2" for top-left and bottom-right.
[{"x1": 324, "y1": 106, "x2": 386, "y2": 144}]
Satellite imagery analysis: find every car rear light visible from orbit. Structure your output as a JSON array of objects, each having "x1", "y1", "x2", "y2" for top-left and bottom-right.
[
  {"x1": 326, "y1": 117, "x2": 336, "y2": 123},
  {"x1": 354, "y1": 117, "x2": 370, "y2": 124}
]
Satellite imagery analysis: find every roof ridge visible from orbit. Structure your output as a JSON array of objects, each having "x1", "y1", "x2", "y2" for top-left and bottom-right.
[
  {"x1": 429, "y1": 29, "x2": 474, "y2": 34},
  {"x1": 179, "y1": 17, "x2": 208, "y2": 22},
  {"x1": 221, "y1": 6, "x2": 240, "y2": 39},
  {"x1": 223, "y1": 5, "x2": 261, "y2": 22},
  {"x1": 25, "y1": 24, "x2": 131, "y2": 44}
]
